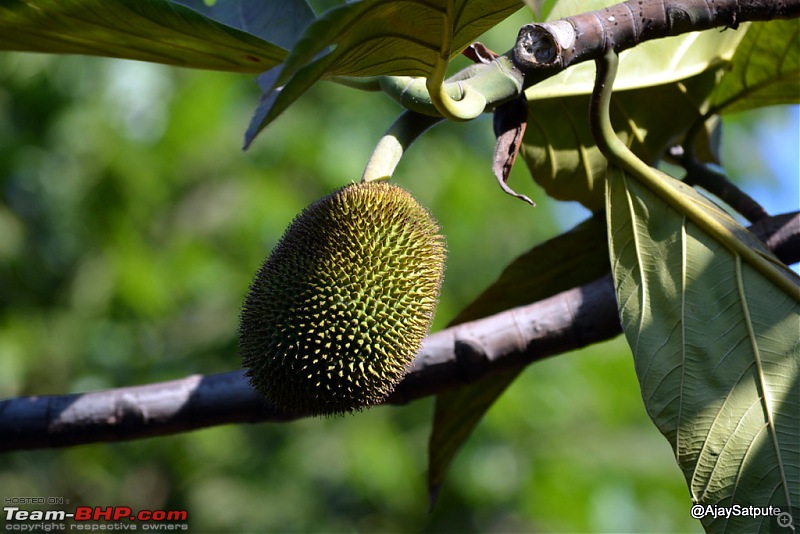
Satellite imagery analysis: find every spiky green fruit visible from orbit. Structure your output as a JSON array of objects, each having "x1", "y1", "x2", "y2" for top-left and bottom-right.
[{"x1": 239, "y1": 181, "x2": 445, "y2": 416}]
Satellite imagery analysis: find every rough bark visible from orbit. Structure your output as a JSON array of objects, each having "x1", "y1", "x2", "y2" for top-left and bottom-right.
[{"x1": 512, "y1": 0, "x2": 800, "y2": 87}]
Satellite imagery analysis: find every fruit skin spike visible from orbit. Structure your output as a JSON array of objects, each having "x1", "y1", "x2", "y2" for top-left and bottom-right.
[{"x1": 239, "y1": 181, "x2": 446, "y2": 417}]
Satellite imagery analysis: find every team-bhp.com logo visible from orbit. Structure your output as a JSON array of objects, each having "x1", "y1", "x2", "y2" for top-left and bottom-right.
[{"x1": 4, "y1": 505, "x2": 188, "y2": 531}]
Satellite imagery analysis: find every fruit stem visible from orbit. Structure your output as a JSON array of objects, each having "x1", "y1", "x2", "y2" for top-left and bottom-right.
[{"x1": 361, "y1": 111, "x2": 443, "y2": 182}]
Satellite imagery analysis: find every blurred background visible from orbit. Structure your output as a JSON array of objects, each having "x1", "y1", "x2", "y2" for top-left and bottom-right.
[{"x1": 0, "y1": 8, "x2": 797, "y2": 532}]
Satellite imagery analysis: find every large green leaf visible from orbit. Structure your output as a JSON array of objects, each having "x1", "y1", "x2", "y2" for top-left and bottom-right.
[
  {"x1": 606, "y1": 166, "x2": 800, "y2": 532},
  {"x1": 428, "y1": 368, "x2": 522, "y2": 504},
  {"x1": 428, "y1": 214, "x2": 611, "y2": 501},
  {"x1": 527, "y1": 0, "x2": 747, "y2": 98},
  {"x1": 0, "y1": 0, "x2": 287, "y2": 73},
  {"x1": 276, "y1": 0, "x2": 523, "y2": 86},
  {"x1": 245, "y1": 0, "x2": 523, "y2": 140},
  {"x1": 520, "y1": 68, "x2": 722, "y2": 211},
  {"x1": 519, "y1": 8, "x2": 800, "y2": 211},
  {"x1": 448, "y1": 214, "x2": 609, "y2": 324},
  {"x1": 711, "y1": 18, "x2": 800, "y2": 114},
  {"x1": 174, "y1": 0, "x2": 316, "y2": 50},
  {"x1": 518, "y1": 0, "x2": 752, "y2": 211}
]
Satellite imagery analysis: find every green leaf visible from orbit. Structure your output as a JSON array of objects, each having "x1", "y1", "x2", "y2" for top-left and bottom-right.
[
  {"x1": 606, "y1": 166, "x2": 800, "y2": 532},
  {"x1": 0, "y1": 0, "x2": 287, "y2": 74},
  {"x1": 517, "y1": 0, "x2": 751, "y2": 210},
  {"x1": 174, "y1": 0, "x2": 316, "y2": 49},
  {"x1": 428, "y1": 214, "x2": 611, "y2": 501},
  {"x1": 524, "y1": 0, "x2": 551, "y2": 21},
  {"x1": 449, "y1": 214, "x2": 609, "y2": 324},
  {"x1": 520, "y1": 68, "x2": 722, "y2": 211},
  {"x1": 245, "y1": 0, "x2": 523, "y2": 138},
  {"x1": 530, "y1": 0, "x2": 747, "y2": 98},
  {"x1": 428, "y1": 368, "x2": 523, "y2": 504},
  {"x1": 711, "y1": 19, "x2": 800, "y2": 114},
  {"x1": 278, "y1": 0, "x2": 523, "y2": 85}
]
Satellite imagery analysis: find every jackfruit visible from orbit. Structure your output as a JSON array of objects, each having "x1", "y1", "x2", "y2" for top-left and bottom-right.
[{"x1": 239, "y1": 181, "x2": 445, "y2": 416}]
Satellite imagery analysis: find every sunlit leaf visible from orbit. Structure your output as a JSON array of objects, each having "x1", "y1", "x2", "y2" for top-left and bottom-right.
[
  {"x1": 606, "y1": 166, "x2": 800, "y2": 532},
  {"x1": 428, "y1": 214, "x2": 611, "y2": 501},
  {"x1": 0, "y1": 0, "x2": 286, "y2": 73},
  {"x1": 517, "y1": 0, "x2": 751, "y2": 210},
  {"x1": 711, "y1": 19, "x2": 800, "y2": 114},
  {"x1": 174, "y1": 0, "x2": 316, "y2": 49},
  {"x1": 528, "y1": 0, "x2": 747, "y2": 98},
  {"x1": 245, "y1": 0, "x2": 523, "y2": 141},
  {"x1": 277, "y1": 0, "x2": 523, "y2": 85},
  {"x1": 520, "y1": 69, "x2": 722, "y2": 211}
]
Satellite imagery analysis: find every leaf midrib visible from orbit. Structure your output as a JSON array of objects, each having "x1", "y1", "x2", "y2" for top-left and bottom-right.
[{"x1": 735, "y1": 257, "x2": 793, "y2": 516}]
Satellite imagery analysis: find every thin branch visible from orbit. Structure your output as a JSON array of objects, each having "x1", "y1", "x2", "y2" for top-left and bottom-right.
[
  {"x1": 672, "y1": 110, "x2": 769, "y2": 224},
  {"x1": 676, "y1": 149, "x2": 770, "y2": 223},
  {"x1": 2, "y1": 212, "x2": 798, "y2": 453}
]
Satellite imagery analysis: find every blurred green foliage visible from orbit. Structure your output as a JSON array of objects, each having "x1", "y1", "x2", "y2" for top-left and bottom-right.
[{"x1": 0, "y1": 14, "x2": 795, "y2": 530}]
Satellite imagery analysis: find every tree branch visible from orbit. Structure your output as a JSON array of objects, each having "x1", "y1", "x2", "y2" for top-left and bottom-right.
[
  {"x1": 2, "y1": 212, "x2": 797, "y2": 453},
  {"x1": 376, "y1": 0, "x2": 800, "y2": 121},
  {"x1": 512, "y1": 0, "x2": 800, "y2": 86},
  {"x1": 677, "y1": 150, "x2": 769, "y2": 223}
]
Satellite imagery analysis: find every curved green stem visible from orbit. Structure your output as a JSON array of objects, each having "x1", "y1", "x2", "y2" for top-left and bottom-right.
[
  {"x1": 379, "y1": 76, "x2": 448, "y2": 117},
  {"x1": 361, "y1": 111, "x2": 443, "y2": 183},
  {"x1": 590, "y1": 49, "x2": 800, "y2": 302},
  {"x1": 422, "y1": 0, "x2": 487, "y2": 121},
  {"x1": 379, "y1": 56, "x2": 522, "y2": 119},
  {"x1": 428, "y1": 79, "x2": 489, "y2": 121}
]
